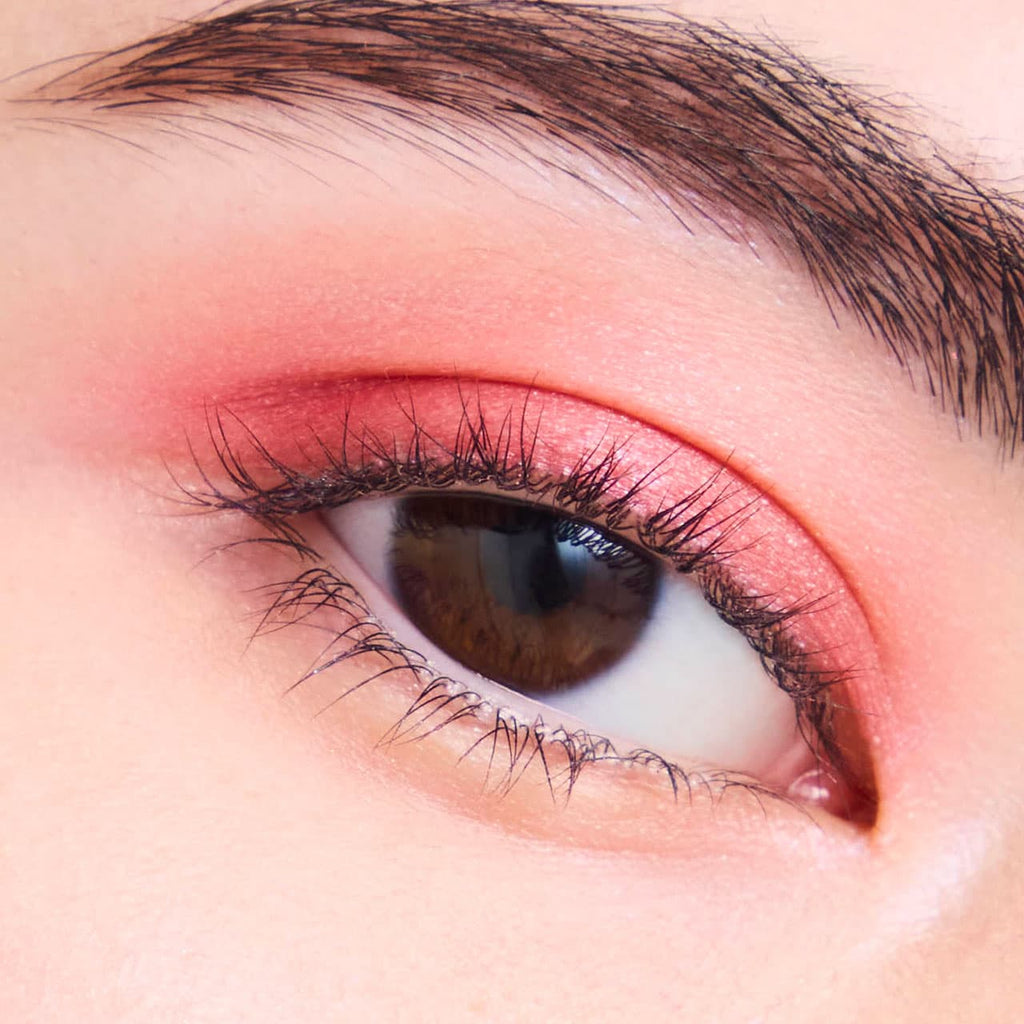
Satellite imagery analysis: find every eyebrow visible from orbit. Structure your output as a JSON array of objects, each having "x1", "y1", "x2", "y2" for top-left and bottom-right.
[{"x1": 25, "y1": 0, "x2": 1024, "y2": 451}]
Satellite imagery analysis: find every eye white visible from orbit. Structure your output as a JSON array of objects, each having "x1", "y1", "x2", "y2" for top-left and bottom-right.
[{"x1": 324, "y1": 496, "x2": 812, "y2": 782}]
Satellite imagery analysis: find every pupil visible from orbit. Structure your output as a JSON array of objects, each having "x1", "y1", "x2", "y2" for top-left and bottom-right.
[{"x1": 389, "y1": 494, "x2": 660, "y2": 694}]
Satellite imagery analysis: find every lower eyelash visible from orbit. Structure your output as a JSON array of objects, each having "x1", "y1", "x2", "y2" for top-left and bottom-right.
[
  {"x1": 254, "y1": 563, "x2": 796, "y2": 810},
  {"x1": 175, "y1": 385, "x2": 865, "y2": 813}
]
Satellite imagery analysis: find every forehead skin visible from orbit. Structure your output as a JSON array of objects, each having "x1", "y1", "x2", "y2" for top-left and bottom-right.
[{"x1": 1, "y1": 2, "x2": 1023, "y2": 1023}]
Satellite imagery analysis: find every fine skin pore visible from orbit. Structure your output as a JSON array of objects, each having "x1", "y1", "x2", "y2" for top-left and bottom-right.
[{"x1": 1, "y1": 0, "x2": 1023, "y2": 1021}]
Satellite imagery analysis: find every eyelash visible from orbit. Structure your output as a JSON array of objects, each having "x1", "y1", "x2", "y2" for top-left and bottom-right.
[{"x1": 178, "y1": 387, "x2": 856, "y2": 811}]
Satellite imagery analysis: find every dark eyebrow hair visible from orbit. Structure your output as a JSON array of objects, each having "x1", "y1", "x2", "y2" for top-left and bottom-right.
[{"x1": 26, "y1": 0, "x2": 1024, "y2": 451}]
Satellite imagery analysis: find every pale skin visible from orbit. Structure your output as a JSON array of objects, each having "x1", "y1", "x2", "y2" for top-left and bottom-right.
[{"x1": 1, "y1": 0, "x2": 1022, "y2": 1021}]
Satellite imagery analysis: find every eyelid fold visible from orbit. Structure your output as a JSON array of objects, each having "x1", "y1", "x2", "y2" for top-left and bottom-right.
[{"x1": 180, "y1": 376, "x2": 881, "y2": 823}]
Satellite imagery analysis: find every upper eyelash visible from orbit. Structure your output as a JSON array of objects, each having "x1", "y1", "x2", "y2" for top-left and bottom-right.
[
  {"x1": 176, "y1": 390, "x2": 855, "y2": 804},
  {"x1": 188, "y1": 392, "x2": 746, "y2": 560}
]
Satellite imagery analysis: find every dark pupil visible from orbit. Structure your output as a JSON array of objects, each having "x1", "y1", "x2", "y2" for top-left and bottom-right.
[{"x1": 389, "y1": 494, "x2": 660, "y2": 694}]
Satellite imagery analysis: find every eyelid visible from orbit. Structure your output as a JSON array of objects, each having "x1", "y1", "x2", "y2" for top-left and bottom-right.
[{"x1": 195, "y1": 375, "x2": 874, "y2": 633}]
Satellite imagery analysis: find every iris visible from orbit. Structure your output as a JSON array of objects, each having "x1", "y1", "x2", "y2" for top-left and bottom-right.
[{"x1": 389, "y1": 494, "x2": 659, "y2": 694}]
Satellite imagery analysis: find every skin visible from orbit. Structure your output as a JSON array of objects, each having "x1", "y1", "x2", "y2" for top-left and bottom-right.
[{"x1": 1, "y1": 1, "x2": 1022, "y2": 1021}]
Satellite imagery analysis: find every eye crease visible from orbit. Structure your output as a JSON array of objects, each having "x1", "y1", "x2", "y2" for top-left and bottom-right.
[{"x1": 182, "y1": 380, "x2": 878, "y2": 824}]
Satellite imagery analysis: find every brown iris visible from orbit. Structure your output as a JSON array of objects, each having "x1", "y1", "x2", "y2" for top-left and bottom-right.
[{"x1": 388, "y1": 494, "x2": 660, "y2": 694}]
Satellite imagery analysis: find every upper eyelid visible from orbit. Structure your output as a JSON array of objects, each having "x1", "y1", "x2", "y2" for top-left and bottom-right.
[
  {"x1": 18, "y1": 0, "x2": 1024, "y2": 453},
  {"x1": 181, "y1": 381, "x2": 878, "y2": 681}
]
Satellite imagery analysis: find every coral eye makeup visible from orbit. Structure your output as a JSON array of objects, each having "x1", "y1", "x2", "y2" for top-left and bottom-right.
[{"x1": 180, "y1": 377, "x2": 880, "y2": 824}]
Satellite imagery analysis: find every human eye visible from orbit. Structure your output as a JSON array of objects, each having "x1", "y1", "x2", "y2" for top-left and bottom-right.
[
  {"x1": 12, "y1": 0, "x2": 1024, "y2": 1018},
  {"x1": 182, "y1": 380, "x2": 877, "y2": 827}
]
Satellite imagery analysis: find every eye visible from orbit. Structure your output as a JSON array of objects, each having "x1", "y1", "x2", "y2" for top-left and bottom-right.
[
  {"x1": 325, "y1": 492, "x2": 814, "y2": 786},
  {"x1": 186, "y1": 379, "x2": 877, "y2": 824}
]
